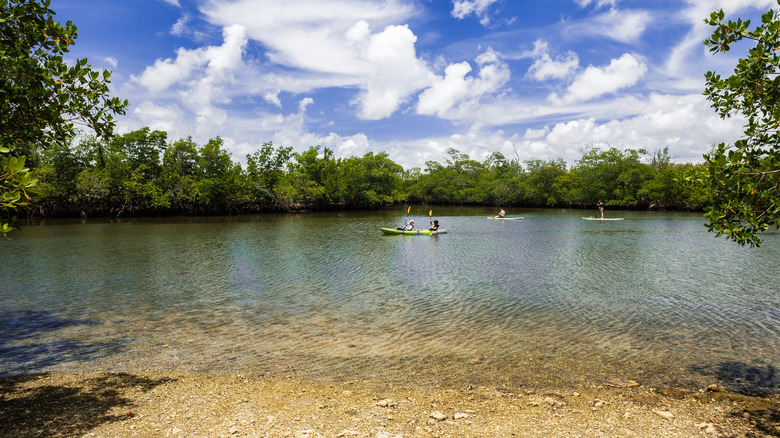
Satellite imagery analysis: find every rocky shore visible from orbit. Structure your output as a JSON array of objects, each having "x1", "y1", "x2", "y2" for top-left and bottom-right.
[{"x1": 1, "y1": 371, "x2": 778, "y2": 437}]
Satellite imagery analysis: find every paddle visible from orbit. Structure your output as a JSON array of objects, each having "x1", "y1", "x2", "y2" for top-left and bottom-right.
[{"x1": 398, "y1": 206, "x2": 411, "y2": 232}]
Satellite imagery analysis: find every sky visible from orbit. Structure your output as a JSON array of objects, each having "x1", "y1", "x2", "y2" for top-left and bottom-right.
[{"x1": 53, "y1": 0, "x2": 777, "y2": 170}]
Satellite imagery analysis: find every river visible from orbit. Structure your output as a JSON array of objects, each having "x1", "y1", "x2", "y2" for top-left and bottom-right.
[{"x1": 2, "y1": 208, "x2": 778, "y2": 393}]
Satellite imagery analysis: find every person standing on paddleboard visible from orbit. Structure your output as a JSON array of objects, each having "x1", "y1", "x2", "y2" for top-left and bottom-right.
[{"x1": 597, "y1": 200, "x2": 604, "y2": 219}]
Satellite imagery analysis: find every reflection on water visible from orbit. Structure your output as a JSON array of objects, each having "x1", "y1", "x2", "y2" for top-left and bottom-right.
[{"x1": 2, "y1": 209, "x2": 779, "y2": 392}]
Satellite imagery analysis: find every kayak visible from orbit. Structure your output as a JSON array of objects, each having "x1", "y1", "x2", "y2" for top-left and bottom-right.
[
  {"x1": 380, "y1": 228, "x2": 447, "y2": 235},
  {"x1": 487, "y1": 216, "x2": 523, "y2": 220}
]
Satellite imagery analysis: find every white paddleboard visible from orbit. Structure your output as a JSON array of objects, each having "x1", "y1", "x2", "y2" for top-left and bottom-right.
[
  {"x1": 487, "y1": 216, "x2": 524, "y2": 220},
  {"x1": 582, "y1": 217, "x2": 624, "y2": 221}
]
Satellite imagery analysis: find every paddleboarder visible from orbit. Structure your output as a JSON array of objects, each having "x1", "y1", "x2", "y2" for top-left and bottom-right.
[{"x1": 597, "y1": 200, "x2": 604, "y2": 218}]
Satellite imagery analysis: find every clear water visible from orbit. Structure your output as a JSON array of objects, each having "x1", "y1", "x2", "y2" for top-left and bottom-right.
[{"x1": 2, "y1": 208, "x2": 778, "y2": 393}]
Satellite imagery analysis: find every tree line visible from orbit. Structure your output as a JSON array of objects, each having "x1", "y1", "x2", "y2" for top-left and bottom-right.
[
  {"x1": 23, "y1": 127, "x2": 709, "y2": 218},
  {"x1": 4, "y1": 0, "x2": 779, "y2": 245}
]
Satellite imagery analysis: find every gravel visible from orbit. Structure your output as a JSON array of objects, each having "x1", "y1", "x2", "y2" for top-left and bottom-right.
[{"x1": 1, "y1": 370, "x2": 778, "y2": 437}]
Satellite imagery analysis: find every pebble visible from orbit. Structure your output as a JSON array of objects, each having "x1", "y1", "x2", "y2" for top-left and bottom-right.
[
  {"x1": 651, "y1": 409, "x2": 674, "y2": 420},
  {"x1": 454, "y1": 412, "x2": 470, "y2": 420},
  {"x1": 429, "y1": 411, "x2": 447, "y2": 421}
]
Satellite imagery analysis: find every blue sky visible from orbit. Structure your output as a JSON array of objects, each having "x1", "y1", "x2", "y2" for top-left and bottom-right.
[{"x1": 54, "y1": 0, "x2": 775, "y2": 169}]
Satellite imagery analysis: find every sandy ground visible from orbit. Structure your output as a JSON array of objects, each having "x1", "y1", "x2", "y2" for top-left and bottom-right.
[{"x1": 1, "y1": 370, "x2": 778, "y2": 438}]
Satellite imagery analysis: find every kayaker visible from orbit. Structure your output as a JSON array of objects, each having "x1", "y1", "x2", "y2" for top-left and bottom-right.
[
  {"x1": 429, "y1": 220, "x2": 439, "y2": 231},
  {"x1": 397, "y1": 218, "x2": 414, "y2": 231}
]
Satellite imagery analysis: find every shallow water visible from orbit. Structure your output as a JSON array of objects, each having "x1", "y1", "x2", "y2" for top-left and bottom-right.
[{"x1": 2, "y1": 208, "x2": 778, "y2": 393}]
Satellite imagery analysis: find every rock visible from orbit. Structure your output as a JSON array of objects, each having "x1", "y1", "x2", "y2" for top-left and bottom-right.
[
  {"x1": 706, "y1": 384, "x2": 724, "y2": 392},
  {"x1": 296, "y1": 430, "x2": 318, "y2": 438},
  {"x1": 374, "y1": 432, "x2": 402, "y2": 438},
  {"x1": 453, "y1": 412, "x2": 470, "y2": 420},
  {"x1": 658, "y1": 388, "x2": 686, "y2": 399},
  {"x1": 336, "y1": 431, "x2": 357, "y2": 437},
  {"x1": 629, "y1": 394, "x2": 662, "y2": 407},
  {"x1": 429, "y1": 411, "x2": 447, "y2": 421},
  {"x1": 605, "y1": 378, "x2": 640, "y2": 388},
  {"x1": 652, "y1": 409, "x2": 674, "y2": 420},
  {"x1": 695, "y1": 422, "x2": 722, "y2": 434},
  {"x1": 592, "y1": 399, "x2": 607, "y2": 408},
  {"x1": 375, "y1": 399, "x2": 396, "y2": 407}
]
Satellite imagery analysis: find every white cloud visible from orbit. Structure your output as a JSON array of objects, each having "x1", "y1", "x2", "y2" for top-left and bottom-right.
[
  {"x1": 550, "y1": 53, "x2": 647, "y2": 104},
  {"x1": 353, "y1": 23, "x2": 435, "y2": 119},
  {"x1": 171, "y1": 14, "x2": 190, "y2": 36},
  {"x1": 565, "y1": 7, "x2": 651, "y2": 44},
  {"x1": 203, "y1": 0, "x2": 417, "y2": 76},
  {"x1": 575, "y1": 0, "x2": 617, "y2": 9},
  {"x1": 417, "y1": 48, "x2": 509, "y2": 117},
  {"x1": 264, "y1": 90, "x2": 282, "y2": 107},
  {"x1": 665, "y1": 0, "x2": 776, "y2": 78},
  {"x1": 104, "y1": 57, "x2": 119, "y2": 69},
  {"x1": 451, "y1": 0, "x2": 501, "y2": 25},
  {"x1": 298, "y1": 97, "x2": 314, "y2": 112},
  {"x1": 593, "y1": 9, "x2": 650, "y2": 43},
  {"x1": 526, "y1": 40, "x2": 579, "y2": 81},
  {"x1": 133, "y1": 24, "x2": 248, "y2": 94},
  {"x1": 161, "y1": 0, "x2": 181, "y2": 7},
  {"x1": 132, "y1": 101, "x2": 186, "y2": 135}
]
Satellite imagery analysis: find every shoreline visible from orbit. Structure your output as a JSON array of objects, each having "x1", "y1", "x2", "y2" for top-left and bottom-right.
[{"x1": 1, "y1": 370, "x2": 777, "y2": 437}]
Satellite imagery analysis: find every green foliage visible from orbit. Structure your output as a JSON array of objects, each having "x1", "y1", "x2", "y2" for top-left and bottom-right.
[
  {"x1": 26, "y1": 127, "x2": 710, "y2": 219},
  {"x1": 702, "y1": 2, "x2": 780, "y2": 246},
  {"x1": 0, "y1": 145, "x2": 39, "y2": 234},
  {"x1": 0, "y1": 0, "x2": 126, "y2": 232}
]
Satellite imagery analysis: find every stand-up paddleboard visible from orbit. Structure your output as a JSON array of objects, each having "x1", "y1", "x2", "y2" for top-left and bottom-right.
[
  {"x1": 582, "y1": 217, "x2": 624, "y2": 221},
  {"x1": 487, "y1": 216, "x2": 524, "y2": 220}
]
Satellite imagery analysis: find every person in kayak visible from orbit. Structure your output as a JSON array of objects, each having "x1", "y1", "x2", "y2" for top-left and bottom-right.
[
  {"x1": 397, "y1": 219, "x2": 415, "y2": 231},
  {"x1": 429, "y1": 220, "x2": 439, "y2": 231}
]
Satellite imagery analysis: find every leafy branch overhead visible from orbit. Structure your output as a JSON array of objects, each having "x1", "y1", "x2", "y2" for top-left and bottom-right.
[
  {"x1": 0, "y1": 0, "x2": 127, "y2": 234},
  {"x1": 702, "y1": 2, "x2": 780, "y2": 247}
]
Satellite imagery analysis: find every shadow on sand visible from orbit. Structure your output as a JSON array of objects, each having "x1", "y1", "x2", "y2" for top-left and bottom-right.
[
  {"x1": 0, "y1": 372, "x2": 174, "y2": 438},
  {"x1": 691, "y1": 360, "x2": 780, "y2": 436},
  {"x1": 0, "y1": 310, "x2": 176, "y2": 436}
]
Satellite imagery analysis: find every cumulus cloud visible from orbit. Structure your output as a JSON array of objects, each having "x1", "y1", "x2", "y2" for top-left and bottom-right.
[
  {"x1": 550, "y1": 53, "x2": 647, "y2": 104},
  {"x1": 201, "y1": 1, "x2": 433, "y2": 119},
  {"x1": 352, "y1": 23, "x2": 435, "y2": 119},
  {"x1": 133, "y1": 101, "x2": 186, "y2": 135},
  {"x1": 451, "y1": 0, "x2": 501, "y2": 25},
  {"x1": 134, "y1": 24, "x2": 248, "y2": 93},
  {"x1": 417, "y1": 48, "x2": 510, "y2": 118},
  {"x1": 203, "y1": 0, "x2": 417, "y2": 75},
  {"x1": 526, "y1": 40, "x2": 579, "y2": 81}
]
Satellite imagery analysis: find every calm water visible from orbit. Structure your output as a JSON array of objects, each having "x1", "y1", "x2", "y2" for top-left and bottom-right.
[{"x1": 2, "y1": 208, "x2": 778, "y2": 393}]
